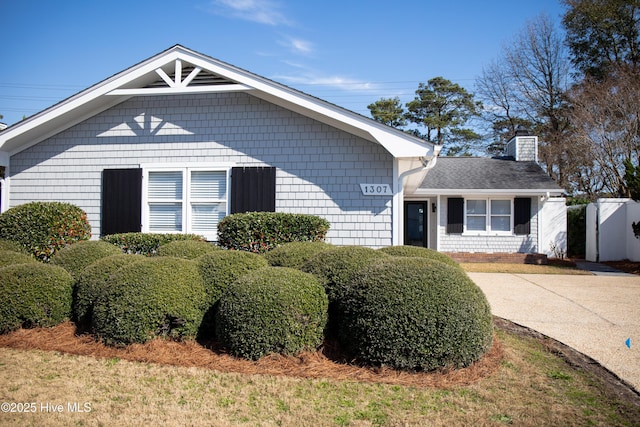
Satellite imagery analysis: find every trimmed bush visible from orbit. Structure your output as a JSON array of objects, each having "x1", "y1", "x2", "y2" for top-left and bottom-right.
[
  {"x1": 73, "y1": 254, "x2": 145, "y2": 327},
  {"x1": 301, "y1": 246, "x2": 388, "y2": 302},
  {"x1": 0, "y1": 250, "x2": 37, "y2": 268},
  {"x1": 217, "y1": 212, "x2": 330, "y2": 253},
  {"x1": 378, "y1": 245, "x2": 459, "y2": 267},
  {"x1": 101, "y1": 232, "x2": 206, "y2": 256},
  {"x1": 92, "y1": 257, "x2": 207, "y2": 345},
  {"x1": 264, "y1": 241, "x2": 334, "y2": 268},
  {"x1": 197, "y1": 250, "x2": 269, "y2": 306},
  {"x1": 0, "y1": 239, "x2": 29, "y2": 254},
  {"x1": 0, "y1": 202, "x2": 91, "y2": 261},
  {"x1": 51, "y1": 240, "x2": 122, "y2": 279},
  {"x1": 157, "y1": 240, "x2": 220, "y2": 259},
  {"x1": 215, "y1": 267, "x2": 328, "y2": 360},
  {"x1": 338, "y1": 257, "x2": 493, "y2": 371},
  {"x1": 0, "y1": 263, "x2": 74, "y2": 333}
]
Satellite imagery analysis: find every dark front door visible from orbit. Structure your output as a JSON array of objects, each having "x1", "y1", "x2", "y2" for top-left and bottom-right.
[{"x1": 405, "y1": 201, "x2": 428, "y2": 247}]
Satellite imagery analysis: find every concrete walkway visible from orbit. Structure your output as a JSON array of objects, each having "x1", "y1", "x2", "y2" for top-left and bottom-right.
[{"x1": 468, "y1": 272, "x2": 640, "y2": 392}]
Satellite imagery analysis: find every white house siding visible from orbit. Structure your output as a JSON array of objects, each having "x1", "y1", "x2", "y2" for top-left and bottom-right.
[
  {"x1": 9, "y1": 92, "x2": 394, "y2": 247},
  {"x1": 437, "y1": 196, "x2": 539, "y2": 253}
]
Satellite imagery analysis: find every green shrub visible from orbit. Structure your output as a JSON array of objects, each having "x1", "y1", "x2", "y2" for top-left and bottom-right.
[
  {"x1": 0, "y1": 202, "x2": 91, "y2": 261},
  {"x1": 196, "y1": 250, "x2": 268, "y2": 304},
  {"x1": 264, "y1": 241, "x2": 334, "y2": 268},
  {"x1": 92, "y1": 257, "x2": 207, "y2": 345},
  {"x1": 0, "y1": 239, "x2": 29, "y2": 254},
  {"x1": 0, "y1": 263, "x2": 74, "y2": 333},
  {"x1": 73, "y1": 254, "x2": 145, "y2": 328},
  {"x1": 101, "y1": 232, "x2": 206, "y2": 256},
  {"x1": 50, "y1": 240, "x2": 122, "y2": 279},
  {"x1": 567, "y1": 205, "x2": 586, "y2": 258},
  {"x1": 217, "y1": 212, "x2": 330, "y2": 253},
  {"x1": 301, "y1": 246, "x2": 388, "y2": 302},
  {"x1": 157, "y1": 240, "x2": 220, "y2": 259},
  {"x1": 0, "y1": 250, "x2": 37, "y2": 268},
  {"x1": 378, "y1": 245, "x2": 459, "y2": 267},
  {"x1": 338, "y1": 257, "x2": 493, "y2": 371},
  {"x1": 215, "y1": 267, "x2": 328, "y2": 360}
]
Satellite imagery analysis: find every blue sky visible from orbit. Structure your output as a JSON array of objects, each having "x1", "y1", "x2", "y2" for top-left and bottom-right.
[{"x1": 1, "y1": 0, "x2": 566, "y2": 127}]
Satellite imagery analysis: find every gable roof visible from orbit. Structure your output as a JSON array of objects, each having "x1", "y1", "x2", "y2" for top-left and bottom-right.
[
  {"x1": 416, "y1": 157, "x2": 564, "y2": 195},
  {"x1": 0, "y1": 45, "x2": 434, "y2": 159}
]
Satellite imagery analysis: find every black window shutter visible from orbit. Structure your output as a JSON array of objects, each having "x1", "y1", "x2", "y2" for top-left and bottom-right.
[
  {"x1": 230, "y1": 167, "x2": 276, "y2": 214},
  {"x1": 447, "y1": 197, "x2": 464, "y2": 234},
  {"x1": 514, "y1": 197, "x2": 532, "y2": 235},
  {"x1": 101, "y1": 168, "x2": 142, "y2": 236}
]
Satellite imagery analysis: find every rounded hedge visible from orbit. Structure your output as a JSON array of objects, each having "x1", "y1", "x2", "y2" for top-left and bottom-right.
[
  {"x1": 0, "y1": 250, "x2": 37, "y2": 268},
  {"x1": 157, "y1": 239, "x2": 220, "y2": 259},
  {"x1": 0, "y1": 263, "x2": 74, "y2": 333},
  {"x1": 73, "y1": 254, "x2": 145, "y2": 327},
  {"x1": 0, "y1": 239, "x2": 29, "y2": 254},
  {"x1": 338, "y1": 257, "x2": 493, "y2": 371},
  {"x1": 217, "y1": 212, "x2": 330, "y2": 253},
  {"x1": 0, "y1": 202, "x2": 91, "y2": 261},
  {"x1": 378, "y1": 245, "x2": 459, "y2": 267},
  {"x1": 215, "y1": 267, "x2": 328, "y2": 360},
  {"x1": 101, "y1": 232, "x2": 206, "y2": 256},
  {"x1": 196, "y1": 250, "x2": 269, "y2": 307},
  {"x1": 264, "y1": 241, "x2": 334, "y2": 269},
  {"x1": 51, "y1": 240, "x2": 122, "y2": 279},
  {"x1": 92, "y1": 257, "x2": 208, "y2": 345},
  {"x1": 301, "y1": 246, "x2": 388, "y2": 302}
]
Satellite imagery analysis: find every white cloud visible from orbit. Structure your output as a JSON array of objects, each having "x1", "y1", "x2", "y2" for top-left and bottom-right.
[
  {"x1": 278, "y1": 36, "x2": 314, "y2": 55},
  {"x1": 209, "y1": 0, "x2": 292, "y2": 26},
  {"x1": 274, "y1": 73, "x2": 378, "y2": 92}
]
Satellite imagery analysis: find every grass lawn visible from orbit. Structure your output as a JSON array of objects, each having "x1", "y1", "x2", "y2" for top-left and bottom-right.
[
  {"x1": 1, "y1": 321, "x2": 638, "y2": 426},
  {"x1": 460, "y1": 262, "x2": 591, "y2": 275}
]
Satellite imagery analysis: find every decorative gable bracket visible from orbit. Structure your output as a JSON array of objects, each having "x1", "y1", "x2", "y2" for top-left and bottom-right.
[{"x1": 107, "y1": 59, "x2": 253, "y2": 96}]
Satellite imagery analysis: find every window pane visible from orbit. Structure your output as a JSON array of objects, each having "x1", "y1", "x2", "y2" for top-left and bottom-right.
[
  {"x1": 191, "y1": 203, "x2": 226, "y2": 233},
  {"x1": 467, "y1": 216, "x2": 486, "y2": 231},
  {"x1": 491, "y1": 200, "x2": 511, "y2": 215},
  {"x1": 491, "y1": 216, "x2": 510, "y2": 231},
  {"x1": 466, "y1": 200, "x2": 486, "y2": 215},
  {"x1": 191, "y1": 171, "x2": 226, "y2": 200},
  {"x1": 149, "y1": 203, "x2": 182, "y2": 232},
  {"x1": 149, "y1": 171, "x2": 182, "y2": 199}
]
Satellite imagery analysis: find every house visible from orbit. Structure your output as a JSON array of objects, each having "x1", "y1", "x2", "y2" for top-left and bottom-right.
[
  {"x1": 0, "y1": 45, "x2": 566, "y2": 255},
  {"x1": 410, "y1": 133, "x2": 567, "y2": 257}
]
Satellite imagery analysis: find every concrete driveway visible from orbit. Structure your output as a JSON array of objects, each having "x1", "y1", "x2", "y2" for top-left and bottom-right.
[{"x1": 468, "y1": 272, "x2": 640, "y2": 392}]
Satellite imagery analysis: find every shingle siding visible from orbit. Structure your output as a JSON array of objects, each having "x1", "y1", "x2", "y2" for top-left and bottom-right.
[
  {"x1": 9, "y1": 92, "x2": 393, "y2": 247},
  {"x1": 438, "y1": 196, "x2": 539, "y2": 253}
]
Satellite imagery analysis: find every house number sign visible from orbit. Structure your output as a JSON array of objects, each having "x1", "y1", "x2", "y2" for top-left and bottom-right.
[{"x1": 359, "y1": 183, "x2": 392, "y2": 196}]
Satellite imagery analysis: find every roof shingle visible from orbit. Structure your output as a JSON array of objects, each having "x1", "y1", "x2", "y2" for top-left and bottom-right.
[{"x1": 419, "y1": 157, "x2": 563, "y2": 192}]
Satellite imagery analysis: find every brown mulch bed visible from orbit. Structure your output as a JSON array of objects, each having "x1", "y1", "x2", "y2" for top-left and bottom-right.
[
  {"x1": 603, "y1": 260, "x2": 640, "y2": 275},
  {"x1": 0, "y1": 321, "x2": 503, "y2": 389}
]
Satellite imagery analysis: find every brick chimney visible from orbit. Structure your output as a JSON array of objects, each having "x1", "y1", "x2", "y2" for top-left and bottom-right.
[{"x1": 505, "y1": 127, "x2": 538, "y2": 162}]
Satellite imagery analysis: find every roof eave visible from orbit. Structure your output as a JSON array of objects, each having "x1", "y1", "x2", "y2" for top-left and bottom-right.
[{"x1": 413, "y1": 188, "x2": 565, "y2": 196}]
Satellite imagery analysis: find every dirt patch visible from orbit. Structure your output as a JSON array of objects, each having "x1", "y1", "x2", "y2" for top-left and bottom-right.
[{"x1": 0, "y1": 321, "x2": 502, "y2": 389}]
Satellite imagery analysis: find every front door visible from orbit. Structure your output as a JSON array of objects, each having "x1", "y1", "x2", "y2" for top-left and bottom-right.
[{"x1": 404, "y1": 201, "x2": 427, "y2": 247}]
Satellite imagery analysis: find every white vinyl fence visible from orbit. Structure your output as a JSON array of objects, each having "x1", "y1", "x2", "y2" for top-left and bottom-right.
[{"x1": 586, "y1": 198, "x2": 640, "y2": 262}]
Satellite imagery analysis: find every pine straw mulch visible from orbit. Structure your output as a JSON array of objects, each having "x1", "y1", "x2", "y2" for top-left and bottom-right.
[{"x1": 0, "y1": 321, "x2": 503, "y2": 389}]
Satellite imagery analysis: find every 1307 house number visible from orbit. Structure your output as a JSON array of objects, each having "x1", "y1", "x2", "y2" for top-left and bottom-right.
[{"x1": 359, "y1": 183, "x2": 392, "y2": 195}]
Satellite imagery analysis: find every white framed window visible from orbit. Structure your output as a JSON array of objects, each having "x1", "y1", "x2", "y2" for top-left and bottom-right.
[
  {"x1": 464, "y1": 198, "x2": 513, "y2": 234},
  {"x1": 142, "y1": 165, "x2": 230, "y2": 241}
]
